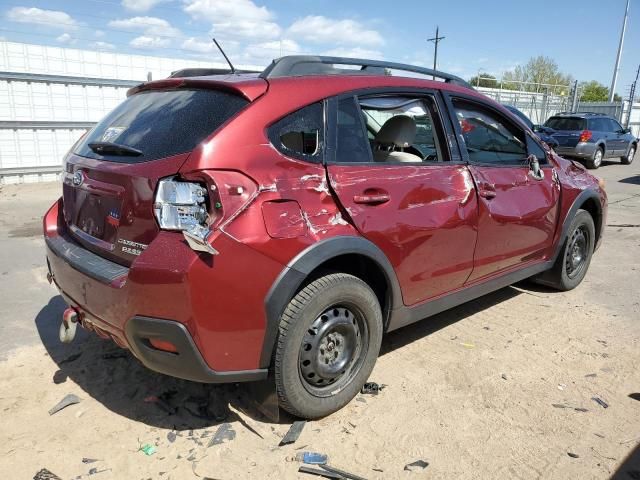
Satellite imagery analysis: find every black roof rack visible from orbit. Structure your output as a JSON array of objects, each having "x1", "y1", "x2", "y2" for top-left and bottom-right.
[
  {"x1": 169, "y1": 67, "x2": 261, "y2": 78},
  {"x1": 259, "y1": 55, "x2": 471, "y2": 88},
  {"x1": 553, "y1": 111, "x2": 606, "y2": 117}
]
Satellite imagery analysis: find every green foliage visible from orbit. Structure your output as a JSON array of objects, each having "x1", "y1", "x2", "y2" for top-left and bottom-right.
[
  {"x1": 468, "y1": 73, "x2": 498, "y2": 88},
  {"x1": 502, "y1": 56, "x2": 573, "y2": 94},
  {"x1": 579, "y1": 81, "x2": 622, "y2": 102}
]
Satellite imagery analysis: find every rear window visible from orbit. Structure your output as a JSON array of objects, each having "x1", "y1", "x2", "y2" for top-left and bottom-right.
[
  {"x1": 74, "y1": 89, "x2": 248, "y2": 163},
  {"x1": 544, "y1": 117, "x2": 586, "y2": 131}
]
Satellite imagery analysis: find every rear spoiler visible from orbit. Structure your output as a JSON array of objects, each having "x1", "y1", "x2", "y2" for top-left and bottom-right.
[{"x1": 126, "y1": 77, "x2": 268, "y2": 102}]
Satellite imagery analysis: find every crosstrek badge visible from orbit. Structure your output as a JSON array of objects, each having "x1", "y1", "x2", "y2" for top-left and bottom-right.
[{"x1": 102, "y1": 126, "x2": 127, "y2": 143}]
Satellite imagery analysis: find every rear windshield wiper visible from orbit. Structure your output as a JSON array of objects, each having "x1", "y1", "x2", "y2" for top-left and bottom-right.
[{"x1": 88, "y1": 142, "x2": 143, "y2": 156}]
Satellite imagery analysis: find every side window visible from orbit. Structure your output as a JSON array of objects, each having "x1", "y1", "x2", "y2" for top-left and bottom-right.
[
  {"x1": 268, "y1": 102, "x2": 324, "y2": 162},
  {"x1": 590, "y1": 118, "x2": 607, "y2": 131},
  {"x1": 334, "y1": 94, "x2": 447, "y2": 164},
  {"x1": 335, "y1": 96, "x2": 372, "y2": 163},
  {"x1": 608, "y1": 118, "x2": 623, "y2": 132},
  {"x1": 526, "y1": 135, "x2": 547, "y2": 164},
  {"x1": 452, "y1": 99, "x2": 527, "y2": 165}
]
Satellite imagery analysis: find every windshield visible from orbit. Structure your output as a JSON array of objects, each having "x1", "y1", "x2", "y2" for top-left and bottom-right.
[
  {"x1": 545, "y1": 117, "x2": 586, "y2": 131},
  {"x1": 74, "y1": 89, "x2": 248, "y2": 163}
]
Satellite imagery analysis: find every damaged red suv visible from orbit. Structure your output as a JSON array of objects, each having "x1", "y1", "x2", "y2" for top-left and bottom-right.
[{"x1": 44, "y1": 56, "x2": 607, "y2": 419}]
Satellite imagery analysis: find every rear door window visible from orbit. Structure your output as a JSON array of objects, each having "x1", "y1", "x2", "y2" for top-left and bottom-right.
[
  {"x1": 74, "y1": 89, "x2": 248, "y2": 163},
  {"x1": 545, "y1": 117, "x2": 586, "y2": 131}
]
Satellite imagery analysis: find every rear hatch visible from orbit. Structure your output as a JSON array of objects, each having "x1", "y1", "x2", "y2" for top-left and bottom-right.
[
  {"x1": 62, "y1": 85, "x2": 255, "y2": 266},
  {"x1": 544, "y1": 116, "x2": 586, "y2": 148}
]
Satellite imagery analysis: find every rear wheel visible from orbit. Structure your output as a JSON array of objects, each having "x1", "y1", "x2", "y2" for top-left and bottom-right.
[
  {"x1": 586, "y1": 147, "x2": 603, "y2": 169},
  {"x1": 274, "y1": 273, "x2": 383, "y2": 419},
  {"x1": 622, "y1": 144, "x2": 636, "y2": 165},
  {"x1": 535, "y1": 209, "x2": 595, "y2": 291}
]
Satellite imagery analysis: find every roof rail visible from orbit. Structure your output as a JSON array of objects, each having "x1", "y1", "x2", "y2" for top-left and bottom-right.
[
  {"x1": 259, "y1": 55, "x2": 471, "y2": 88},
  {"x1": 169, "y1": 67, "x2": 261, "y2": 78},
  {"x1": 553, "y1": 111, "x2": 605, "y2": 116}
]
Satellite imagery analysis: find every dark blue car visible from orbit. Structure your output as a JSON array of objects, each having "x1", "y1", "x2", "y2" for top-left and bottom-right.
[{"x1": 503, "y1": 104, "x2": 559, "y2": 150}]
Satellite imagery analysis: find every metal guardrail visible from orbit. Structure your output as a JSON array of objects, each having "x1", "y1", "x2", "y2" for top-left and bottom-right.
[
  {"x1": 0, "y1": 165, "x2": 62, "y2": 177},
  {"x1": 0, "y1": 121, "x2": 96, "y2": 129},
  {"x1": 0, "y1": 71, "x2": 141, "y2": 88}
]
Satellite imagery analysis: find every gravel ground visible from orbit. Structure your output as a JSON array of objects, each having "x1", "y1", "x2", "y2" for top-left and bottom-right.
[{"x1": 0, "y1": 158, "x2": 639, "y2": 480}]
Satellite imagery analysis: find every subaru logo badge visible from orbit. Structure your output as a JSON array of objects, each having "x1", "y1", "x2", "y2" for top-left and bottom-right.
[{"x1": 72, "y1": 171, "x2": 83, "y2": 186}]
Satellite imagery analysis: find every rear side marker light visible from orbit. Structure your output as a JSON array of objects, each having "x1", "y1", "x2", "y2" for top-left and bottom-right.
[
  {"x1": 579, "y1": 130, "x2": 592, "y2": 143},
  {"x1": 148, "y1": 338, "x2": 179, "y2": 354}
]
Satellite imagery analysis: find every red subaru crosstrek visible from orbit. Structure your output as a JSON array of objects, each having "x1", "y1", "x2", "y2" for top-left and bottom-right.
[{"x1": 44, "y1": 56, "x2": 607, "y2": 419}]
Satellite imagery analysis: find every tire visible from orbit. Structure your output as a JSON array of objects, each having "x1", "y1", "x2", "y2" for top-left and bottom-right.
[
  {"x1": 586, "y1": 147, "x2": 603, "y2": 169},
  {"x1": 274, "y1": 273, "x2": 383, "y2": 419},
  {"x1": 536, "y1": 209, "x2": 595, "y2": 291},
  {"x1": 622, "y1": 144, "x2": 636, "y2": 165}
]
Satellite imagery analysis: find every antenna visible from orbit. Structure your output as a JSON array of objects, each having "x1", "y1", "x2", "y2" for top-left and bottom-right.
[{"x1": 212, "y1": 38, "x2": 235, "y2": 74}]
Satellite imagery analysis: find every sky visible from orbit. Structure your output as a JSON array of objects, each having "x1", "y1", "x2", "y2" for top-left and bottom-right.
[{"x1": 0, "y1": 0, "x2": 638, "y2": 97}]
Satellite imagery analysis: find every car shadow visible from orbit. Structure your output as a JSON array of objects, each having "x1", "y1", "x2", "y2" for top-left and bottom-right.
[
  {"x1": 381, "y1": 286, "x2": 522, "y2": 355},
  {"x1": 612, "y1": 441, "x2": 640, "y2": 479},
  {"x1": 619, "y1": 174, "x2": 640, "y2": 186},
  {"x1": 36, "y1": 284, "x2": 549, "y2": 428},
  {"x1": 35, "y1": 296, "x2": 286, "y2": 430}
]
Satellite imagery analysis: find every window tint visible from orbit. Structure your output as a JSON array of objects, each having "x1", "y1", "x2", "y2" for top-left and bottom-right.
[
  {"x1": 608, "y1": 118, "x2": 623, "y2": 132},
  {"x1": 527, "y1": 135, "x2": 547, "y2": 164},
  {"x1": 75, "y1": 89, "x2": 248, "y2": 163},
  {"x1": 452, "y1": 99, "x2": 526, "y2": 164},
  {"x1": 590, "y1": 118, "x2": 608, "y2": 131},
  {"x1": 545, "y1": 117, "x2": 586, "y2": 131},
  {"x1": 268, "y1": 102, "x2": 323, "y2": 162},
  {"x1": 335, "y1": 97, "x2": 372, "y2": 163}
]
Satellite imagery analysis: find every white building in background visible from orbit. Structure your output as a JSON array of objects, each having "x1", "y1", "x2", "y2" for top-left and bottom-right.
[{"x1": 0, "y1": 41, "x2": 229, "y2": 184}]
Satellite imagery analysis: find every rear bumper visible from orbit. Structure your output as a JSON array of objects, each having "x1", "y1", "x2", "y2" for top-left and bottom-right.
[
  {"x1": 44, "y1": 198, "x2": 283, "y2": 381},
  {"x1": 556, "y1": 142, "x2": 596, "y2": 159}
]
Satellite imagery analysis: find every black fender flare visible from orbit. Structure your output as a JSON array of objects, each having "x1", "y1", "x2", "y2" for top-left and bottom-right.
[
  {"x1": 259, "y1": 235, "x2": 402, "y2": 368},
  {"x1": 551, "y1": 188, "x2": 602, "y2": 263}
]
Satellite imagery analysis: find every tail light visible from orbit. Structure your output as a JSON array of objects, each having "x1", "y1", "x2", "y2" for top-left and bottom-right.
[
  {"x1": 153, "y1": 171, "x2": 257, "y2": 255},
  {"x1": 579, "y1": 130, "x2": 592, "y2": 143}
]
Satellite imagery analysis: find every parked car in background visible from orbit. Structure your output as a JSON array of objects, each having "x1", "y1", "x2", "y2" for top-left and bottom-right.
[
  {"x1": 502, "y1": 104, "x2": 559, "y2": 150},
  {"x1": 544, "y1": 112, "x2": 637, "y2": 169},
  {"x1": 44, "y1": 55, "x2": 607, "y2": 419}
]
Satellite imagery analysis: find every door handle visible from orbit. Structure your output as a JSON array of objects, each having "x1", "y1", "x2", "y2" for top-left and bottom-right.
[
  {"x1": 477, "y1": 182, "x2": 496, "y2": 200},
  {"x1": 353, "y1": 192, "x2": 390, "y2": 205}
]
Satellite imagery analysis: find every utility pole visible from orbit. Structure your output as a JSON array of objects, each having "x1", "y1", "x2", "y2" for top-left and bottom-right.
[
  {"x1": 427, "y1": 26, "x2": 445, "y2": 78},
  {"x1": 626, "y1": 64, "x2": 640, "y2": 127},
  {"x1": 609, "y1": 0, "x2": 630, "y2": 102},
  {"x1": 570, "y1": 79, "x2": 579, "y2": 112}
]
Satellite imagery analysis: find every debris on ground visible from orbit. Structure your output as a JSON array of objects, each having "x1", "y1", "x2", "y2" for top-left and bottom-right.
[
  {"x1": 52, "y1": 370, "x2": 67, "y2": 384},
  {"x1": 629, "y1": 393, "x2": 640, "y2": 402},
  {"x1": 592, "y1": 397, "x2": 609, "y2": 409},
  {"x1": 167, "y1": 431, "x2": 177, "y2": 443},
  {"x1": 279, "y1": 420, "x2": 306, "y2": 446},
  {"x1": 33, "y1": 468, "x2": 62, "y2": 480},
  {"x1": 59, "y1": 352, "x2": 82, "y2": 365},
  {"x1": 207, "y1": 423, "x2": 236, "y2": 447},
  {"x1": 139, "y1": 444, "x2": 156, "y2": 456},
  {"x1": 298, "y1": 465, "x2": 342, "y2": 479},
  {"x1": 460, "y1": 342, "x2": 475, "y2": 349},
  {"x1": 404, "y1": 459, "x2": 429, "y2": 472},
  {"x1": 295, "y1": 451, "x2": 328, "y2": 465},
  {"x1": 585, "y1": 373, "x2": 597, "y2": 378},
  {"x1": 319, "y1": 464, "x2": 367, "y2": 480},
  {"x1": 501, "y1": 374, "x2": 508, "y2": 380},
  {"x1": 48, "y1": 393, "x2": 81, "y2": 415},
  {"x1": 82, "y1": 458, "x2": 99, "y2": 464},
  {"x1": 228, "y1": 404, "x2": 267, "y2": 439},
  {"x1": 360, "y1": 382, "x2": 386, "y2": 395},
  {"x1": 558, "y1": 384, "x2": 567, "y2": 391},
  {"x1": 567, "y1": 452, "x2": 579, "y2": 458}
]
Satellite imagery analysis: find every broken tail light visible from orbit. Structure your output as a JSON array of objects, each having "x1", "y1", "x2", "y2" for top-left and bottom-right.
[{"x1": 154, "y1": 171, "x2": 257, "y2": 255}]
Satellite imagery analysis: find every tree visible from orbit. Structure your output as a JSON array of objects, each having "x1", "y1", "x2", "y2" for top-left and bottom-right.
[
  {"x1": 579, "y1": 81, "x2": 623, "y2": 102},
  {"x1": 468, "y1": 73, "x2": 498, "y2": 88},
  {"x1": 502, "y1": 56, "x2": 573, "y2": 93}
]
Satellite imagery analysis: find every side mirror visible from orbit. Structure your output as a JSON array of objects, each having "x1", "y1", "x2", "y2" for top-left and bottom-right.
[{"x1": 528, "y1": 154, "x2": 544, "y2": 181}]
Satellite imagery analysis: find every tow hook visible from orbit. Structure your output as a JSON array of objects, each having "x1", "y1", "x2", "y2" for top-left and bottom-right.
[{"x1": 60, "y1": 307, "x2": 80, "y2": 343}]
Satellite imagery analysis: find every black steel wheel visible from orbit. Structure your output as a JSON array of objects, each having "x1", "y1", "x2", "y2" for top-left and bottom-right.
[
  {"x1": 274, "y1": 273, "x2": 383, "y2": 419},
  {"x1": 565, "y1": 224, "x2": 589, "y2": 280}
]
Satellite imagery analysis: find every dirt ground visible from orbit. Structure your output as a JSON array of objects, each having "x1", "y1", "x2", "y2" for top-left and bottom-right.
[{"x1": 1, "y1": 158, "x2": 639, "y2": 480}]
